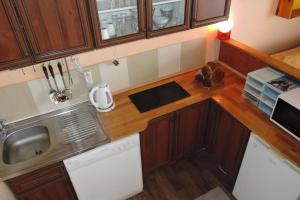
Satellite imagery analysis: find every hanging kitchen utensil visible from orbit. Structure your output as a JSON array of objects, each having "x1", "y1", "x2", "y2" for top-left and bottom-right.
[
  {"x1": 57, "y1": 62, "x2": 72, "y2": 99},
  {"x1": 64, "y1": 58, "x2": 74, "y2": 86},
  {"x1": 48, "y1": 64, "x2": 67, "y2": 102},
  {"x1": 42, "y1": 65, "x2": 59, "y2": 104}
]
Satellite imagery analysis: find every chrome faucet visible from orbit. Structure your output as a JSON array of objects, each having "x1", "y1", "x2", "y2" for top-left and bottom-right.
[{"x1": 0, "y1": 119, "x2": 6, "y2": 138}]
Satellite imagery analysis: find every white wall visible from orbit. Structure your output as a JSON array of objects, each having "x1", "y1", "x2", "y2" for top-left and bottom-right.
[
  {"x1": 230, "y1": 0, "x2": 300, "y2": 54},
  {"x1": 0, "y1": 182, "x2": 15, "y2": 200}
]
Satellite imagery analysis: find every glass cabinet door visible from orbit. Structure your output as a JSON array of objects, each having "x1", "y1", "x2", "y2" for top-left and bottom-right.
[
  {"x1": 90, "y1": 0, "x2": 145, "y2": 47},
  {"x1": 147, "y1": 0, "x2": 191, "y2": 36},
  {"x1": 192, "y1": 0, "x2": 231, "y2": 28}
]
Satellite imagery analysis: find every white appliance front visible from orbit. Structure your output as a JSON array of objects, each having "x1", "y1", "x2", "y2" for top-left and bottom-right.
[
  {"x1": 64, "y1": 134, "x2": 143, "y2": 200},
  {"x1": 233, "y1": 134, "x2": 300, "y2": 200}
]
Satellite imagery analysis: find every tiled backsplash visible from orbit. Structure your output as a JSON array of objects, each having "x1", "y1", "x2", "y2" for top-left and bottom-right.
[{"x1": 0, "y1": 39, "x2": 207, "y2": 123}]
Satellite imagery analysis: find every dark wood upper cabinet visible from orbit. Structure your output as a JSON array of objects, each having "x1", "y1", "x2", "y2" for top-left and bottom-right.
[
  {"x1": 0, "y1": 0, "x2": 32, "y2": 70},
  {"x1": 7, "y1": 162, "x2": 77, "y2": 200},
  {"x1": 0, "y1": 0, "x2": 233, "y2": 70},
  {"x1": 208, "y1": 101, "x2": 250, "y2": 191},
  {"x1": 146, "y1": 0, "x2": 192, "y2": 38},
  {"x1": 192, "y1": 0, "x2": 231, "y2": 28},
  {"x1": 140, "y1": 113, "x2": 175, "y2": 173},
  {"x1": 15, "y1": 0, "x2": 93, "y2": 62},
  {"x1": 174, "y1": 101, "x2": 209, "y2": 159},
  {"x1": 88, "y1": 0, "x2": 146, "y2": 48}
]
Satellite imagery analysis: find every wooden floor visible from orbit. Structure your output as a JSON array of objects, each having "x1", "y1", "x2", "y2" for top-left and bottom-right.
[{"x1": 128, "y1": 157, "x2": 234, "y2": 200}]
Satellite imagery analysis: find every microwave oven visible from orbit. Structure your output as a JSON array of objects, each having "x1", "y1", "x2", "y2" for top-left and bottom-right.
[{"x1": 271, "y1": 88, "x2": 300, "y2": 141}]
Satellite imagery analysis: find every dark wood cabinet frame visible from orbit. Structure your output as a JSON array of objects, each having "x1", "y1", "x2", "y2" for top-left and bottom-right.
[
  {"x1": 15, "y1": 0, "x2": 94, "y2": 62},
  {"x1": 146, "y1": 0, "x2": 192, "y2": 38},
  {"x1": 7, "y1": 162, "x2": 77, "y2": 200},
  {"x1": 0, "y1": 0, "x2": 33, "y2": 70},
  {"x1": 173, "y1": 101, "x2": 209, "y2": 159},
  {"x1": 191, "y1": 0, "x2": 231, "y2": 28},
  {"x1": 140, "y1": 112, "x2": 175, "y2": 173},
  {"x1": 0, "y1": 0, "x2": 231, "y2": 70},
  {"x1": 88, "y1": 0, "x2": 146, "y2": 48},
  {"x1": 140, "y1": 99, "x2": 250, "y2": 191}
]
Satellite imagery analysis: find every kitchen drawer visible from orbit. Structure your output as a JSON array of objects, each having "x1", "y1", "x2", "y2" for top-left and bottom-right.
[{"x1": 7, "y1": 162, "x2": 67, "y2": 193}]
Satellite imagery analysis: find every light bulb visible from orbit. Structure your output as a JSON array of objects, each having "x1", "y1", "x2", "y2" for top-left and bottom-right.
[{"x1": 216, "y1": 20, "x2": 234, "y2": 33}]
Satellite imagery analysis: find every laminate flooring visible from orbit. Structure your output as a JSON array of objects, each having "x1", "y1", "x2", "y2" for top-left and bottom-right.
[{"x1": 128, "y1": 157, "x2": 234, "y2": 200}]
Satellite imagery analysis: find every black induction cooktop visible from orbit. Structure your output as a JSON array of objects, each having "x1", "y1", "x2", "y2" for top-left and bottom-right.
[{"x1": 129, "y1": 81, "x2": 190, "y2": 113}]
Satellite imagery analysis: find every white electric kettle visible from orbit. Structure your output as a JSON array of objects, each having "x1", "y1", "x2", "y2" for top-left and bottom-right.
[{"x1": 89, "y1": 83, "x2": 115, "y2": 112}]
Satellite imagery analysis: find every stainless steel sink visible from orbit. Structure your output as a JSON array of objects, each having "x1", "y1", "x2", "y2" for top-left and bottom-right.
[
  {"x1": 2, "y1": 126, "x2": 50, "y2": 165},
  {"x1": 0, "y1": 102, "x2": 109, "y2": 167}
]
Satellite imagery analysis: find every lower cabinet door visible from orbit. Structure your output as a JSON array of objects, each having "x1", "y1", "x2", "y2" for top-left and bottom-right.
[
  {"x1": 19, "y1": 177, "x2": 77, "y2": 200},
  {"x1": 140, "y1": 113, "x2": 175, "y2": 173},
  {"x1": 174, "y1": 101, "x2": 209, "y2": 158},
  {"x1": 210, "y1": 102, "x2": 250, "y2": 191}
]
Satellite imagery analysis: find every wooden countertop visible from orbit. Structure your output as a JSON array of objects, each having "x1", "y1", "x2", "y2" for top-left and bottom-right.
[
  {"x1": 272, "y1": 47, "x2": 300, "y2": 70},
  {"x1": 99, "y1": 64, "x2": 300, "y2": 168},
  {"x1": 223, "y1": 39, "x2": 300, "y2": 80}
]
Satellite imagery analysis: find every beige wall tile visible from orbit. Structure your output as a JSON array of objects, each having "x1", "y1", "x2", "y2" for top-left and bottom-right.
[
  {"x1": 127, "y1": 50, "x2": 159, "y2": 86},
  {"x1": 87, "y1": 64, "x2": 102, "y2": 86},
  {"x1": 98, "y1": 58, "x2": 130, "y2": 92},
  {"x1": 181, "y1": 39, "x2": 207, "y2": 71},
  {"x1": 158, "y1": 44, "x2": 181, "y2": 77},
  {"x1": 65, "y1": 70, "x2": 90, "y2": 103},
  {"x1": 27, "y1": 78, "x2": 71, "y2": 114},
  {"x1": 0, "y1": 83, "x2": 38, "y2": 123}
]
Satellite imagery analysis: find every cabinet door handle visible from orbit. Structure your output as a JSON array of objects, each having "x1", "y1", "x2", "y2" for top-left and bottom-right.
[{"x1": 218, "y1": 165, "x2": 228, "y2": 175}]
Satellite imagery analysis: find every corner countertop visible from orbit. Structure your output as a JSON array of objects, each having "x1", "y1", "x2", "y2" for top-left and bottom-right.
[
  {"x1": 99, "y1": 63, "x2": 300, "y2": 168},
  {"x1": 1, "y1": 62, "x2": 299, "y2": 182},
  {"x1": 272, "y1": 47, "x2": 300, "y2": 70}
]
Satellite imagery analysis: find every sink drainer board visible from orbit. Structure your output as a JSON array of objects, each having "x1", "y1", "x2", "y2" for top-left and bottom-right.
[{"x1": 58, "y1": 111, "x2": 97, "y2": 144}]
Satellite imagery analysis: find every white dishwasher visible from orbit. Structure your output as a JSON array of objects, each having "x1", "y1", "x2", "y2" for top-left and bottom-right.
[
  {"x1": 233, "y1": 133, "x2": 300, "y2": 200},
  {"x1": 63, "y1": 133, "x2": 143, "y2": 200}
]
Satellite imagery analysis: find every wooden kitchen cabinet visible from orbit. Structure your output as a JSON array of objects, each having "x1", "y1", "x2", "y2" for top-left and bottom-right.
[
  {"x1": 0, "y1": 0, "x2": 32, "y2": 70},
  {"x1": 19, "y1": 177, "x2": 77, "y2": 200},
  {"x1": 191, "y1": 0, "x2": 231, "y2": 28},
  {"x1": 88, "y1": 0, "x2": 146, "y2": 48},
  {"x1": 174, "y1": 101, "x2": 209, "y2": 159},
  {"x1": 276, "y1": 0, "x2": 300, "y2": 19},
  {"x1": 146, "y1": 0, "x2": 192, "y2": 38},
  {"x1": 15, "y1": 0, "x2": 93, "y2": 62},
  {"x1": 208, "y1": 101, "x2": 250, "y2": 191},
  {"x1": 7, "y1": 162, "x2": 77, "y2": 200},
  {"x1": 0, "y1": 0, "x2": 233, "y2": 70},
  {"x1": 140, "y1": 101, "x2": 209, "y2": 172},
  {"x1": 140, "y1": 113, "x2": 175, "y2": 173}
]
